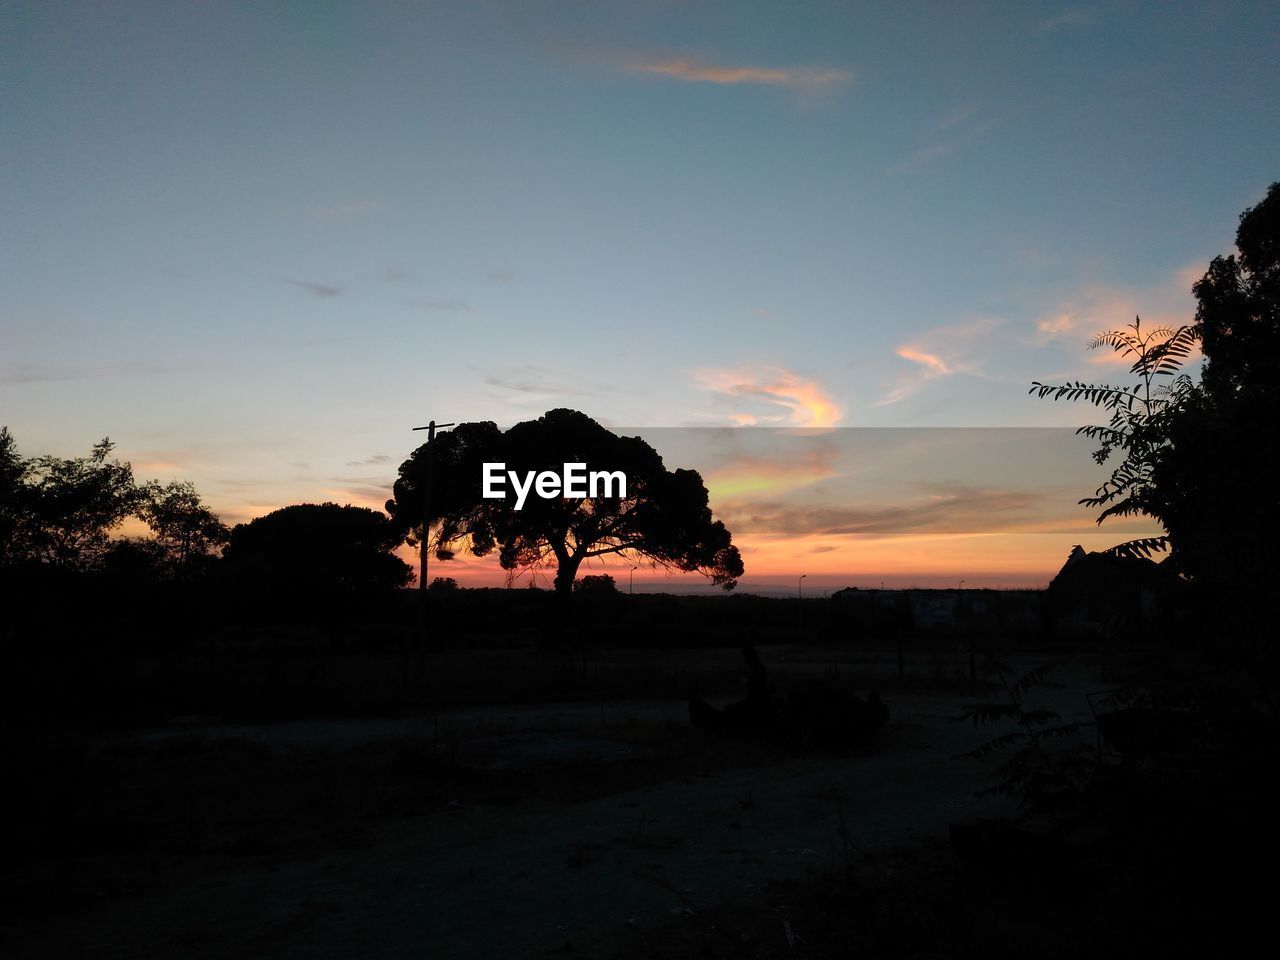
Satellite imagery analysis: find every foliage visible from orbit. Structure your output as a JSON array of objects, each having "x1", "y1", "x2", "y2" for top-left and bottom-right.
[
  {"x1": 0, "y1": 427, "x2": 30, "y2": 567},
  {"x1": 574, "y1": 573, "x2": 618, "y2": 594},
  {"x1": 1193, "y1": 180, "x2": 1280, "y2": 405},
  {"x1": 1030, "y1": 317, "x2": 1198, "y2": 560},
  {"x1": 1149, "y1": 181, "x2": 1280, "y2": 604},
  {"x1": 0, "y1": 428, "x2": 229, "y2": 578},
  {"x1": 139, "y1": 480, "x2": 230, "y2": 574},
  {"x1": 7, "y1": 435, "x2": 142, "y2": 569},
  {"x1": 1031, "y1": 183, "x2": 1280, "y2": 603},
  {"x1": 387, "y1": 409, "x2": 743, "y2": 595},
  {"x1": 224, "y1": 502, "x2": 413, "y2": 592},
  {"x1": 99, "y1": 536, "x2": 171, "y2": 582},
  {"x1": 955, "y1": 662, "x2": 1095, "y2": 820}
]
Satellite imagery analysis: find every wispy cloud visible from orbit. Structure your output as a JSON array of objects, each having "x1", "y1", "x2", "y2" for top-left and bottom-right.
[
  {"x1": 895, "y1": 346, "x2": 954, "y2": 377},
  {"x1": 876, "y1": 318, "x2": 1002, "y2": 406},
  {"x1": 482, "y1": 365, "x2": 621, "y2": 401},
  {"x1": 695, "y1": 366, "x2": 844, "y2": 427},
  {"x1": 624, "y1": 55, "x2": 852, "y2": 92},
  {"x1": 1, "y1": 361, "x2": 174, "y2": 385},
  {"x1": 324, "y1": 481, "x2": 394, "y2": 510},
  {"x1": 1028, "y1": 265, "x2": 1205, "y2": 357},
  {"x1": 279, "y1": 277, "x2": 342, "y2": 298},
  {"x1": 720, "y1": 483, "x2": 1051, "y2": 537},
  {"x1": 936, "y1": 101, "x2": 978, "y2": 131},
  {"x1": 345, "y1": 454, "x2": 393, "y2": 467},
  {"x1": 1038, "y1": 7, "x2": 1101, "y2": 33},
  {"x1": 892, "y1": 117, "x2": 997, "y2": 173}
]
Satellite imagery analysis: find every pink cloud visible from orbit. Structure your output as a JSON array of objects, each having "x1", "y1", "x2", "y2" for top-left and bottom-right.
[
  {"x1": 877, "y1": 317, "x2": 1002, "y2": 406},
  {"x1": 625, "y1": 56, "x2": 851, "y2": 91},
  {"x1": 695, "y1": 366, "x2": 844, "y2": 427}
]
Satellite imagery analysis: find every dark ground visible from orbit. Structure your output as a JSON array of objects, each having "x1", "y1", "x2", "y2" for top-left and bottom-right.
[{"x1": 2, "y1": 621, "x2": 1274, "y2": 958}]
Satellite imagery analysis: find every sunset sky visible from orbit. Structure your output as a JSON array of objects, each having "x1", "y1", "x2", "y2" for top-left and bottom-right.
[{"x1": 4, "y1": 2, "x2": 1278, "y2": 590}]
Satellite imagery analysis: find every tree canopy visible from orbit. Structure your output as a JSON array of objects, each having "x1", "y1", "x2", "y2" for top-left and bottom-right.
[
  {"x1": 140, "y1": 480, "x2": 230, "y2": 575},
  {"x1": 0, "y1": 428, "x2": 228, "y2": 578},
  {"x1": 224, "y1": 502, "x2": 413, "y2": 593},
  {"x1": 0, "y1": 433, "x2": 141, "y2": 570},
  {"x1": 1151, "y1": 181, "x2": 1280, "y2": 606},
  {"x1": 387, "y1": 409, "x2": 743, "y2": 594},
  {"x1": 1029, "y1": 316, "x2": 1198, "y2": 560},
  {"x1": 1031, "y1": 181, "x2": 1280, "y2": 628}
]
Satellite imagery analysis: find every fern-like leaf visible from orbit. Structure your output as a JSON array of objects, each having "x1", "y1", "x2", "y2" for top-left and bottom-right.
[
  {"x1": 1102, "y1": 536, "x2": 1169, "y2": 559},
  {"x1": 957, "y1": 703, "x2": 1024, "y2": 726}
]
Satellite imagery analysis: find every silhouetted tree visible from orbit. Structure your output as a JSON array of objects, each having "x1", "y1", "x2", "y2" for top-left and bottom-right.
[
  {"x1": 0, "y1": 429, "x2": 229, "y2": 578},
  {"x1": 99, "y1": 536, "x2": 170, "y2": 583},
  {"x1": 15, "y1": 436, "x2": 141, "y2": 570},
  {"x1": 1031, "y1": 182, "x2": 1280, "y2": 633},
  {"x1": 1151, "y1": 181, "x2": 1280, "y2": 610},
  {"x1": 224, "y1": 503, "x2": 413, "y2": 593},
  {"x1": 384, "y1": 420, "x2": 505, "y2": 574},
  {"x1": 1192, "y1": 181, "x2": 1280, "y2": 404},
  {"x1": 140, "y1": 480, "x2": 230, "y2": 576},
  {"x1": 388, "y1": 409, "x2": 743, "y2": 596},
  {"x1": 1030, "y1": 317, "x2": 1197, "y2": 559},
  {"x1": 0, "y1": 427, "x2": 30, "y2": 567},
  {"x1": 573, "y1": 574, "x2": 617, "y2": 595}
]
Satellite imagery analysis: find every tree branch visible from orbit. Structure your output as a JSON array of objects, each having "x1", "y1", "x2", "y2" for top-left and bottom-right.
[{"x1": 583, "y1": 540, "x2": 645, "y2": 559}]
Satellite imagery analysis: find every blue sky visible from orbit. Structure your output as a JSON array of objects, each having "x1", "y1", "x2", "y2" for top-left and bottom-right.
[{"x1": 2, "y1": 1, "x2": 1277, "y2": 582}]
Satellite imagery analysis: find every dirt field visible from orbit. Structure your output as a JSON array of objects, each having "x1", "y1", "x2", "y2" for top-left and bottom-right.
[{"x1": 5, "y1": 654, "x2": 1103, "y2": 959}]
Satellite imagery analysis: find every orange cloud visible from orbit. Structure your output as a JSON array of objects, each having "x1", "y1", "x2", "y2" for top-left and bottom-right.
[
  {"x1": 877, "y1": 317, "x2": 1001, "y2": 406},
  {"x1": 1036, "y1": 314, "x2": 1074, "y2": 337},
  {"x1": 895, "y1": 346, "x2": 953, "y2": 376},
  {"x1": 1030, "y1": 264, "x2": 1206, "y2": 350},
  {"x1": 625, "y1": 56, "x2": 851, "y2": 91},
  {"x1": 695, "y1": 366, "x2": 844, "y2": 427}
]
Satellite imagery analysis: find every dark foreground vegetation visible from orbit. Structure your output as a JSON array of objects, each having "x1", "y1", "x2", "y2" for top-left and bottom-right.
[{"x1": 4, "y1": 585, "x2": 1279, "y2": 958}]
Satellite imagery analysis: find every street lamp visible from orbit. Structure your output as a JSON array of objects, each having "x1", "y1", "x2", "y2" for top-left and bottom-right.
[{"x1": 799, "y1": 574, "x2": 807, "y2": 599}]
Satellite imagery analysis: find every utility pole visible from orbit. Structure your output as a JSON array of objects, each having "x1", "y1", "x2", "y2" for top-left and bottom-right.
[
  {"x1": 410, "y1": 420, "x2": 455, "y2": 594},
  {"x1": 409, "y1": 419, "x2": 454, "y2": 729},
  {"x1": 959, "y1": 579, "x2": 974, "y2": 682},
  {"x1": 628, "y1": 565, "x2": 638, "y2": 630}
]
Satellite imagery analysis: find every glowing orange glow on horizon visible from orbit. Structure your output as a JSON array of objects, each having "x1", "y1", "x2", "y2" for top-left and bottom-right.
[{"x1": 404, "y1": 528, "x2": 1148, "y2": 591}]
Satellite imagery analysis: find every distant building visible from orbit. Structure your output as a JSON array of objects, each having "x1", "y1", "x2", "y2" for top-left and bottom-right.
[{"x1": 832, "y1": 586, "x2": 1039, "y2": 634}]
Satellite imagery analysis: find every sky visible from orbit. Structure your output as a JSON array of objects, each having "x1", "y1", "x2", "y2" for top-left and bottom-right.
[{"x1": 3, "y1": 1, "x2": 1278, "y2": 590}]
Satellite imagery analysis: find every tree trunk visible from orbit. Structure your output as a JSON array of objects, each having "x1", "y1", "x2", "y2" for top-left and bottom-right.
[{"x1": 554, "y1": 554, "x2": 582, "y2": 597}]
